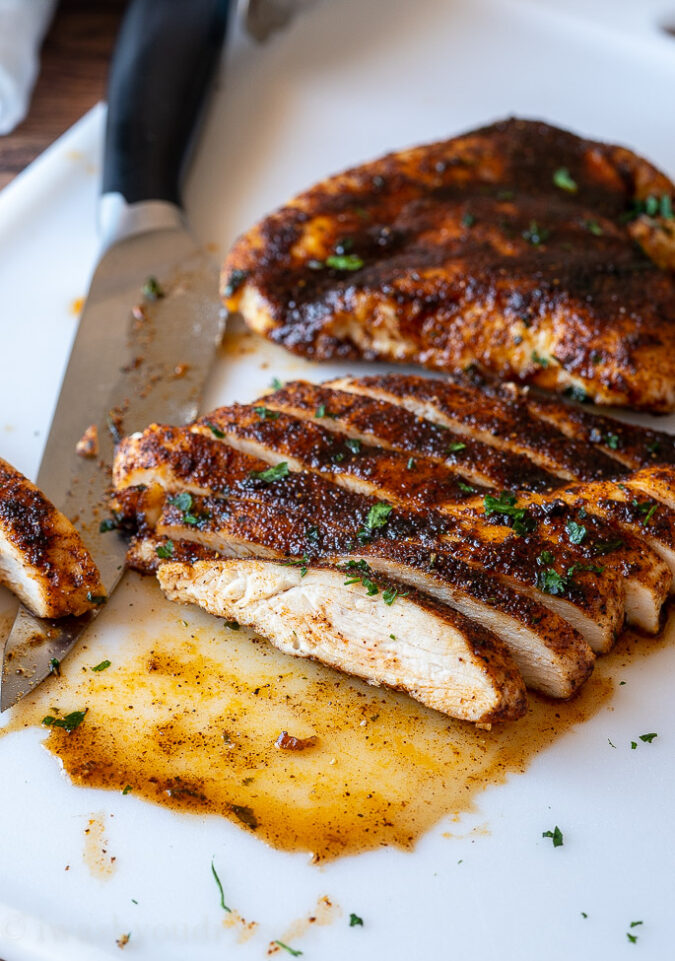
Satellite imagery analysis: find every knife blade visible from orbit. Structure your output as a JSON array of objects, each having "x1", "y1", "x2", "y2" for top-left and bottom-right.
[{"x1": 1, "y1": 0, "x2": 231, "y2": 710}]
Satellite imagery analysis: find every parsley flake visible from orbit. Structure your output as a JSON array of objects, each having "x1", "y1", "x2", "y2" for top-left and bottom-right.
[
  {"x1": 156, "y1": 540, "x2": 174, "y2": 559},
  {"x1": 211, "y1": 859, "x2": 231, "y2": 913},
  {"x1": 253, "y1": 406, "x2": 280, "y2": 420},
  {"x1": 42, "y1": 710, "x2": 87, "y2": 732},
  {"x1": 566, "y1": 520, "x2": 587, "y2": 545},
  {"x1": 537, "y1": 569, "x2": 567, "y2": 596},
  {"x1": 205, "y1": 422, "x2": 225, "y2": 438},
  {"x1": 349, "y1": 913, "x2": 364, "y2": 927},
  {"x1": 273, "y1": 941, "x2": 303, "y2": 957},
  {"x1": 447, "y1": 441, "x2": 467, "y2": 453},
  {"x1": 142, "y1": 276, "x2": 164, "y2": 300},
  {"x1": 639, "y1": 732, "x2": 658, "y2": 743},
  {"x1": 366, "y1": 502, "x2": 393, "y2": 530},
  {"x1": 248, "y1": 462, "x2": 289, "y2": 483},
  {"x1": 325, "y1": 253, "x2": 363, "y2": 271},
  {"x1": 553, "y1": 168, "x2": 578, "y2": 193},
  {"x1": 542, "y1": 825, "x2": 564, "y2": 847},
  {"x1": 345, "y1": 438, "x2": 361, "y2": 454},
  {"x1": 91, "y1": 660, "x2": 111, "y2": 672}
]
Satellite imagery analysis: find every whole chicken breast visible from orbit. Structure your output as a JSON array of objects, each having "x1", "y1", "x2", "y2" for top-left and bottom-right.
[
  {"x1": 223, "y1": 118, "x2": 675, "y2": 412},
  {"x1": 0, "y1": 457, "x2": 105, "y2": 618}
]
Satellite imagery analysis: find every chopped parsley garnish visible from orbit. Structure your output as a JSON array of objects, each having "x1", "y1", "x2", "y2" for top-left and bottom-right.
[
  {"x1": 205, "y1": 421, "x2": 225, "y2": 438},
  {"x1": 315, "y1": 404, "x2": 331, "y2": 418},
  {"x1": 447, "y1": 441, "x2": 467, "y2": 453},
  {"x1": 349, "y1": 913, "x2": 364, "y2": 927},
  {"x1": 523, "y1": 221, "x2": 550, "y2": 245},
  {"x1": 91, "y1": 660, "x2": 111, "y2": 672},
  {"x1": 167, "y1": 492, "x2": 202, "y2": 525},
  {"x1": 407, "y1": 457, "x2": 416, "y2": 470},
  {"x1": 566, "y1": 520, "x2": 587, "y2": 545},
  {"x1": 531, "y1": 349, "x2": 549, "y2": 368},
  {"x1": 271, "y1": 377, "x2": 284, "y2": 390},
  {"x1": 542, "y1": 825, "x2": 564, "y2": 847},
  {"x1": 273, "y1": 941, "x2": 303, "y2": 957},
  {"x1": 248, "y1": 462, "x2": 289, "y2": 483},
  {"x1": 584, "y1": 219, "x2": 603, "y2": 236},
  {"x1": 633, "y1": 500, "x2": 658, "y2": 525},
  {"x1": 156, "y1": 540, "x2": 174, "y2": 559},
  {"x1": 537, "y1": 569, "x2": 567, "y2": 595},
  {"x1": 344, "y1": 574, "x2": 378, "y2": 596},
  {"x1": 142, "y1": 276, "x2": 164, "y2": 300},
  {"x1": 627, "y1": 933, "x2": 638, "y2": 944},
  {"x1": 639, "y1": 732, "x2": 658, "y2": 743},
  {"x1": 224, "y1": 620, "x2": 240, "y2": 630},
  {"x1": 484, "y1": 491, "x2": 535, "y2": 534},
  {"x1": 345, "y1": 438, "x2": 361, "y2": 454},
  {"x1": 169, "y1": 492, "x2": 192, "y2": 512},
  {"x1": 461, "y1": 213, "x2": 476, "y2": 227},
  {"x1": 122, "y1": 785, "x2": 132, "y2": 795},
  {"x1": 42, "y1": 710, "x2": 87, "y2": 732},
  {"x1": 581, "y1": 912, "x2": 588, "y2": 919},
  {"x1": 630, "y1": 921, "x2": 643, "y2": 928},
  {"x1": 458, "y1": 481, "x2": 476, "y2": 494},
  {"x1": 210, "y1": 859, "x2": 231, "y2": 913},
  {"x1": 87, "y1": 592, "x2": 106, "y2": 605},
  {"x1": 49, "y1": 657, "x2": 61, "y2": 676},
  {"x1": 646, "y1": 439, "x2": 661, "y2": 455},
  {"x1": 253, "y1": 406, "x2": 280, "y2": 420},
  {"x1": 567, "y1": 561, "x2": 604, "y2": 577},
  {"x1": 593, "y1": 538, "x2": 623, "y2": 555},
  {"x1": 306, "y1": 525, "x2": 320, "y2": 543},
  {"x1": 631, "y1": 741, "x2": 637, "y2": 749},
  {"x1": 563, "y1": 384, "x2": 591, "y2": 404},
  {"x1": 223, "y1": 268, "x2": 248, "y2": 297},
  {"x1": 325, "y1": 253, "x2": 364, "y2": 271},
  {"x1": 537, "y1": 550, "x2": 555, "y2": 565},
  {"x1": 366, "y1": 502, "x2": 393, "y2": 530},
  {"x1": 604, "y1": 432, "x2": 620, "y2": 450},
  {"x1": 99, "y1": 517, "x2": 118, "y2": 533},
  {"x1": 553, "y1": 168, "x2": 577, "y2": 193},
  {"x1": 383, "y1": 586, "x2": 407, "y2": 606}
]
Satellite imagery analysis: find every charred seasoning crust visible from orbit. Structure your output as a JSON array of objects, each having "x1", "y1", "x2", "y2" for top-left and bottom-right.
[
  {"x1": 264, "y1": 381, "x2": 559, "y2": 492},
  {"x1": 223, "y1": 118, "x2": 675, "y2": 411},
  {"x1": 198, "y1": 404, "x2": 477, "y2": 506},
  {"x1": 345, "y1": 374, "x2": 623, "y2": 481},
  {"x1": 521, "y1": 390, "x2": 675, "y2": 469},
  {"x1": 0, "y1": 457, "x2": 103, "y2": 609}
]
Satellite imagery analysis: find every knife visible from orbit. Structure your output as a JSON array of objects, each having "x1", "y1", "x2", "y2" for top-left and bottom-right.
[{"x1": 1, "y1": 0, "x2": 231, "y2": 710}]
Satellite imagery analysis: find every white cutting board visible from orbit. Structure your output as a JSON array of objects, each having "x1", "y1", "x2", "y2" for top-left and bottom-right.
[{"x1": 1, "y1": 1, "x2": 675, "y2": 958}]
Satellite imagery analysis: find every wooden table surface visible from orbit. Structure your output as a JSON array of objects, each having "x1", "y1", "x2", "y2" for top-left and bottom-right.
[{"x1": 0, "y1": 0, "x2": 127, "y2": 191}]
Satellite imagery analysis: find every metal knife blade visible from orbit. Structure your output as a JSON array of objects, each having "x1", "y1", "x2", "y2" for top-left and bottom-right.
[
  {"x1": 0, "y1": 0, "x2": 231, "y2": 709},
  {"x1": 1, "y1": 227, "x2": 223, "y2": 709}
]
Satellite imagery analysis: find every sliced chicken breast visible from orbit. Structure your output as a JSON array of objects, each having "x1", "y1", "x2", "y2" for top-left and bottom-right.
[
  {"x1": 331, "y1": 374, "x2": 622, "y2": 481},
  {"x1": 0, "y1": 457, "x2": 105, "y2": 618},
  {"x1": 262, "y1": 380, "x2": 559, "y2": 492},
  {"x1": 114, "y1": 425, "x2": 624, "y2": 652},
  {"x1": 157, "y1": 557, "x2": 527, "y2": 723}
]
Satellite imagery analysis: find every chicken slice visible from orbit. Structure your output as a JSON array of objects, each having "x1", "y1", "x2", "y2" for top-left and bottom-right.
[
  {"x1": 262, "y1": 380, "x2": 559, "y2": 492},
  {"x1": 114, "y1": 426, "x2": 625, "y2": 652},
  {"x1": 0, "y1": 457, "x2": 105, "y2": 618},
  {"x1": 331, "y1": 374, "x2": 622, "y2": 481},
  {"x1": 200, "y1": 407, "x2": 658, "y2": 640},
  {"x1": 499, "y1": 384, "x2": 675, "y2": 471},
  {"x1": 157, "y1": 557, "x2": 527, "y2": 723}
]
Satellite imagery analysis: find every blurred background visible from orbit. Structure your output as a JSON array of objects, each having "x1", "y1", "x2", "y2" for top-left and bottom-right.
[{"x1": 1, "y1": 0, "x2": 675, "y2": 191}]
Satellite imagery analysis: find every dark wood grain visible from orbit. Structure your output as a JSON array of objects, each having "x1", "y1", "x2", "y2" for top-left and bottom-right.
[{"x1": 0, "y1": 0, "x2": 127, "y2": 191}]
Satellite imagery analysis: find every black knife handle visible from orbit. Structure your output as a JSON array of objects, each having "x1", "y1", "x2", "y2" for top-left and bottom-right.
[{"x1": 102, "y1": 0, "x2": 230, "y2": 206}]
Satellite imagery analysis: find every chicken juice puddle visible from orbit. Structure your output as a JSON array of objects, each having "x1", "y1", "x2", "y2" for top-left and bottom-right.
[{"x1": 2, "y1": 579, "x2": 671, "y2": 862}]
